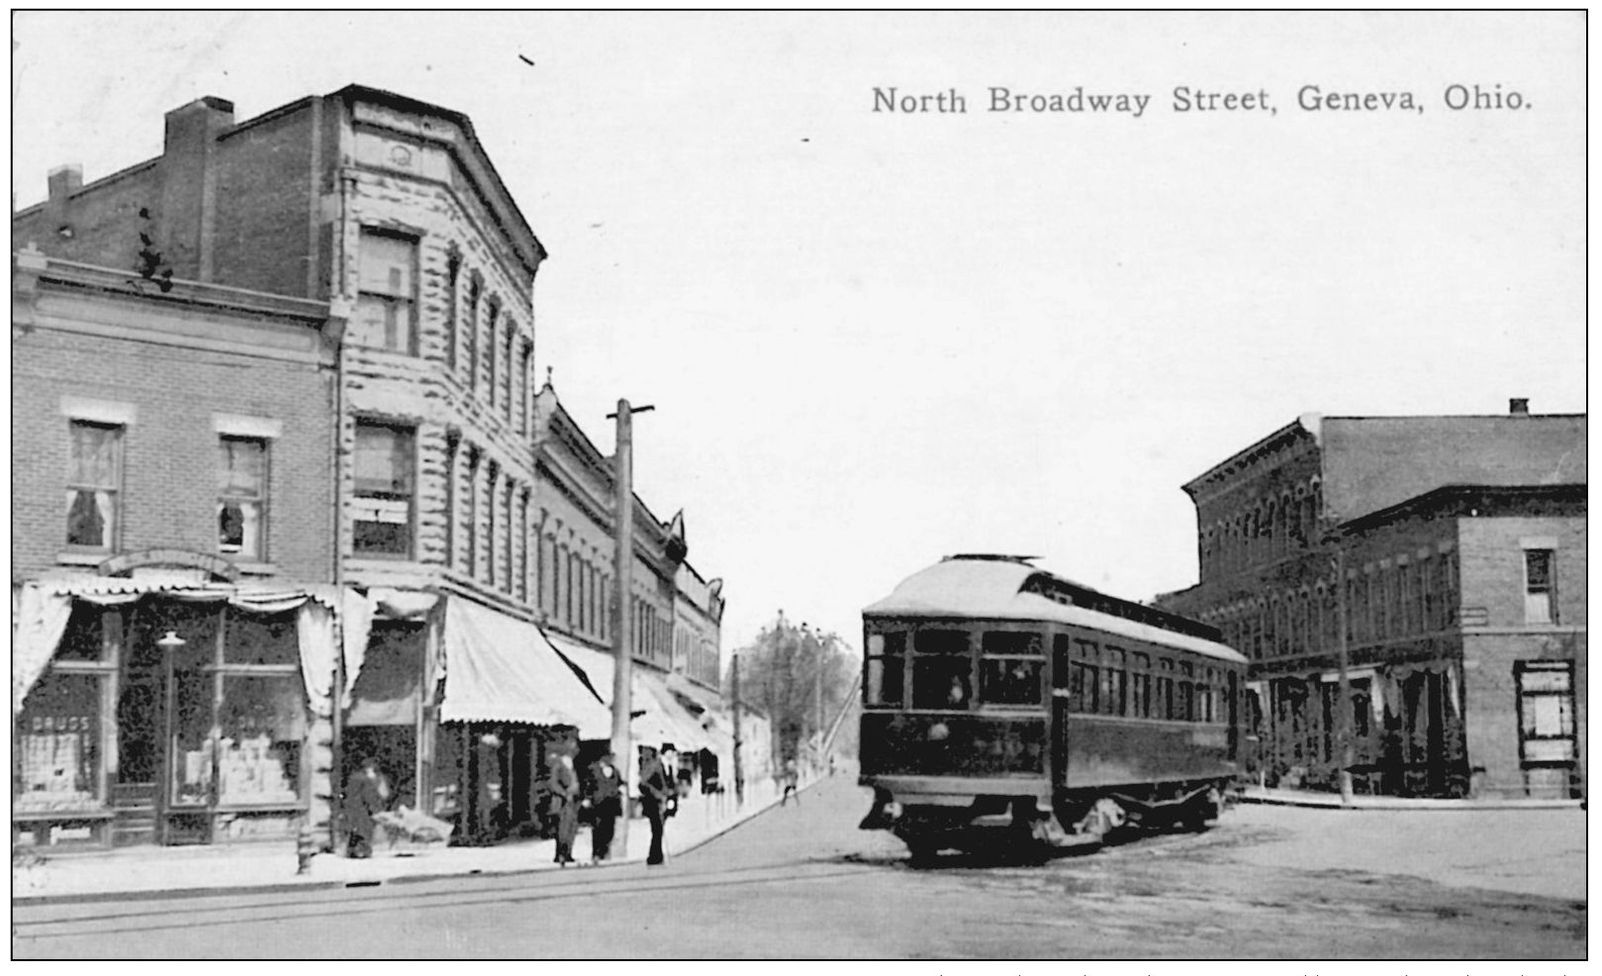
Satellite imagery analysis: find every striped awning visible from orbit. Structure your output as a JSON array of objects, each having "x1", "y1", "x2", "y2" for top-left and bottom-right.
[
  {"x1": 439, "y1": 597, "x2": 611, "y2": 737},
  {"x1": 544, "y1": 633, "x2": 714, "y2": 752}
]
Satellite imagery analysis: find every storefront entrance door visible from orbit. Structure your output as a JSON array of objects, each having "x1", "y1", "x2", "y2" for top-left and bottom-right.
[{"x1": 112, "y1": 663, "x2": 165, "y2": 846}]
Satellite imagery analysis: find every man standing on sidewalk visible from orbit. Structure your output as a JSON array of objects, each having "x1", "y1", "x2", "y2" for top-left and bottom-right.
[
  {"x1": 639, "y1": 745, "x2": 673, "y2": 866},
  {"x1": 548, "y1": 750, "x2": 580, "y2": 866},
  {"x1": 587, "y1": 750, "x2": 624, "y2": 864}
]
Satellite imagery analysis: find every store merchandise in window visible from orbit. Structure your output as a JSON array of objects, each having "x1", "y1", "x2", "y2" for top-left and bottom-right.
[
  {"x1": 217, "y1": 675, "x2": 303, "y2": 804},
  {"x1": 16, "y1": 672, "x2": 102, "y2": 812}
]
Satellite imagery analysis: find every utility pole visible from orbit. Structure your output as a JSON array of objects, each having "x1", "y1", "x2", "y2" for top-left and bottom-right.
[
  {"x1": 731, "y1": 652, "x2": 744, "y2": 805},
  {"x1": 814, "y1": 633, "x2": 825, "y2": 770},
  {"x1": 608, "y1": 398, "x2": 653, "y2": 855},
  {"x1": 1328, "y1": 525, "x2": 1355, "y2": 806}
]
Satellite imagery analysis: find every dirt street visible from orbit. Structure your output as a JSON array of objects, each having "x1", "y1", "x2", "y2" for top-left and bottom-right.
[{"x1": 12, "y1": 778, "x2": 1585, "y2": 959}]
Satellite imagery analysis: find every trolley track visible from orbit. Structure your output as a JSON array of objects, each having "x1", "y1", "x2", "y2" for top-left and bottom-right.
[{"x1": 13, "y1": 856, "x2": 876, "y2": 943}]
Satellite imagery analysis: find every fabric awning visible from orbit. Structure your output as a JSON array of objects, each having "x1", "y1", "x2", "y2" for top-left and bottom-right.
[
  {"x1": 544, "y1": 633, "x2": 714, "y2": 752},
  {"x1": 440, "y1": 597, "x2": 611, "y2": 737}
]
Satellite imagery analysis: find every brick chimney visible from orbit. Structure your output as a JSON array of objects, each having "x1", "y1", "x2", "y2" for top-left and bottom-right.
[
  {"x1": 1509, "y1": 398, "x2": 1530, "y2": 417},
  {"x1": 158, "y1": 97, "x2": 235, "y2": 282},
  {"x1": 47, "y1": 164, "x2": 83, "y2": 203}
]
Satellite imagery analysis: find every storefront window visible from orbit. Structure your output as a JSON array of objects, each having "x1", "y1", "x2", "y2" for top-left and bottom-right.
[
  {"x1": 16, "y1": 672, "x2": 103, "y2": 811},
  {"x1": 218, "y1": 675, "x2": 303, "y2": 805},
  {"x1": 171, "y1": 670, "x2": 215, "y2": 807}
]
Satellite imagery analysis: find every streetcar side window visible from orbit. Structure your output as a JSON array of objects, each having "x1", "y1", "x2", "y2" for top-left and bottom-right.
[
  {"x1": 1198, "y1": 667, "x2": 1214, "y2": 723},
  {"x1": 979, "y1": 631, "x2": 1044, "y2": 707},
  {"x1": 1071, "y1": 639, "x2": 1099, "y2": 713},
  {"x1": 1131, "y1": 652, "x2": 1152, "y2": 718},
  {"x1": 912, "y1": 629, "x2": 972, "y2": 710},
  {"x1": 864, "y1": 631, "x2": 906, "y2": 707},
  {"x1": 1157, "y1": 659, "x2": 1176, "y2": 720},
  {"x1": 1179, "y1": 661, "x2": 1196, "y2": 722},
  {"x1": 1104, "y1": 647, "x2": 1127, "y2": 716}
]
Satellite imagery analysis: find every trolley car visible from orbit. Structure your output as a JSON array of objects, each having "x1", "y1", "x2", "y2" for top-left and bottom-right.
[{"x1": 858, "y1": 555, "x2": 1248, "y2": 858}]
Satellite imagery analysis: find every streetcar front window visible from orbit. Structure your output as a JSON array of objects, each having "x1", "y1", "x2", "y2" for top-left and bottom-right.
[
  {"x1": 864, "y1": 632, "x2": 906, "y2": 707},
  {"x1": 911, "y1": 629, "x2": 971, "y2": 710},
  {"x1": 980, "y1": 631, "x2": 1044, "y2": 707}
]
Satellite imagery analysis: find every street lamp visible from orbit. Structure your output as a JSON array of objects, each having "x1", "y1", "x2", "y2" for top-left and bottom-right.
[{"x1": 156, "y1": 630, "x2": 187, "y2": 652}]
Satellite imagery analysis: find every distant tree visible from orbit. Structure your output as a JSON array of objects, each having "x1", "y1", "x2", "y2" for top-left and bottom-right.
[{"x1": 725, "y1": 611, "x2": 858, "y2": 770}]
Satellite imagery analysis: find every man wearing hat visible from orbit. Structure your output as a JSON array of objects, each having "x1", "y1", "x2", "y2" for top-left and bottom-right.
[
  {"x1": 586, "y1": 750, "x2": 624, "y2": 863},
  {"x1": 638, "y1": 744, "x2": 673, "y2": 866},
  {"x1": 547, "y1": 748, "x2": 580, "y2": 866}
]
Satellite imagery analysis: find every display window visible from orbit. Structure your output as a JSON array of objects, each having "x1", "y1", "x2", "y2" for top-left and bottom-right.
[
  {"x1": 16, "y1": 671, "x2": 104, "y2": 812},
  {"x1": 171, "y1": 669, "x2": 216, "y2": 807},
  {"x1": 218, "y1": 674, "x2": 303, "y2": 804}
]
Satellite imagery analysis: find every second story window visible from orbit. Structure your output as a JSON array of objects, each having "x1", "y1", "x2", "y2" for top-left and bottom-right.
[
  {"x1": 217, "y1": 436, "x2": 268, "y2": 559},
  {"x1": 67, "y1": 421, "x2": 122, "y2": 549},
  {"x1": 356, "y1": 230, "x2": 418, "y2": 354},
  {"x1": 353, "y1": 422, "x2": 415, "y2": 558},
  {"x1": 1524, "y1": 549, "x2": 1556, "y2": 624}
]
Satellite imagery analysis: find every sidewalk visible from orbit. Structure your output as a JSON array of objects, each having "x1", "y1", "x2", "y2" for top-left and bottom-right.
[
  {"x1": 1234, "y1": 785, "x2": 1583, "y2": 811},
  {"x1": 12, "y1": 777, "x2": 804, "y2": 905}
]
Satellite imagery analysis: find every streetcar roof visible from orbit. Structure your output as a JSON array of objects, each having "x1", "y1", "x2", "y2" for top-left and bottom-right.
[{"x1": 863, "y1": 559, "x2": 1247, "y2": 664}]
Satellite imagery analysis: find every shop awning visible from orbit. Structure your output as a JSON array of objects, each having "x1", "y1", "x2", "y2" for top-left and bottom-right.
[
  {"x1": 544, "y1": 633, "x2": 715, "y2": 752},
  {"x1": 439, "y1": 597, "x2": 612, "y2": 737}
]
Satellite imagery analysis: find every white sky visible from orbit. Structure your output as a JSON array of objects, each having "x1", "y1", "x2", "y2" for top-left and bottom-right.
[{"x1": 11, "y1": 11, "x2": 1586, "y2": 658}]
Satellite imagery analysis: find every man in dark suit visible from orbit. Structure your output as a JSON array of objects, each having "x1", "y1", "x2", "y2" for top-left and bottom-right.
[
  {"x1": 638, "y1": 745, "x2": 672, "y2": 866},
  {"x1": 547, "y1": 749, "x2": 580, "y2": 866},
  {"x1": 586, "y1": 750, "x2": 624, "y2": 864}
]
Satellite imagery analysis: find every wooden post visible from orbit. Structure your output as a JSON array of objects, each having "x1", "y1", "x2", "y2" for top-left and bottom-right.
[
  {"x1": 608, "y1": 399, "x2": 653, "y2": 854},
  {"x1": 731, "y1": 652, "x2": 744, "y2": 805}
]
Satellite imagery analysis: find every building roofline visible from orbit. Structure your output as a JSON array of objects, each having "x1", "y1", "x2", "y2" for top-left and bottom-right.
[
  {"x1": 1336, "y1": 482, "x2": 1586, "y2": 534},
  {"x1": 13, "y1": 158, "x2": 161, "y2": 218},
  {"x1": 542, "y1": 391, "x2": 673, "y2": 547},
  {"x1": 14, "y1": 249, "x2": 332, "y2": 322},
  {"x1": 331, "y1": 84, "x2": 547, "y2": 273},
  {"x1": 1182, "y1": 417, "x2": 1316, "y2": 496}
]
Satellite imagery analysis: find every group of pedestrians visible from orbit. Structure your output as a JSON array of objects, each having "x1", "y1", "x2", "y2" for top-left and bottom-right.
[
  {"x1": 342, "y1": 743, "x2": 689, "y2": 867},
  {"x1": 546, "y1": 743, "x2": 681, "y2": 868}
]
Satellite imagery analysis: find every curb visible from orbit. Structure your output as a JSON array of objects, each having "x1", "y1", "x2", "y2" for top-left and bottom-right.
[
  {"x1": 1234, "y1": 791, "x2": 1584, "y2": 812},
  {"x1": 12, "y1": 784, "x2": 813, "y2": 909}
]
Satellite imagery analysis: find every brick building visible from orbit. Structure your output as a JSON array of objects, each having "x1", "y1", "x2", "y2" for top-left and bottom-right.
[
  {"x1": 11, "y1": 247, "x2": 341, "y2": 847},
  {"x1": 1156, "y1": 406, "x2": 1585, "y2": 799},
  {"x1": 14, "y1": 86, "x2": 734, "y2": 846}
]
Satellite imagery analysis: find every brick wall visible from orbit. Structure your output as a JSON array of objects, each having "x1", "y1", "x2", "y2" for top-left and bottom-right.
[
  {"x1": 13, "y1": 166, "x2": 162, "y2": 275},
  {"x1": 212, "y1": 106, "x2": 320, "y2": 298},
  {"x1": 12, "y1": 314, "x2": 335, "y2": 583},
  {"x1": 1457, "y1": 516, "x2": 1587, "y2": 797}
]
